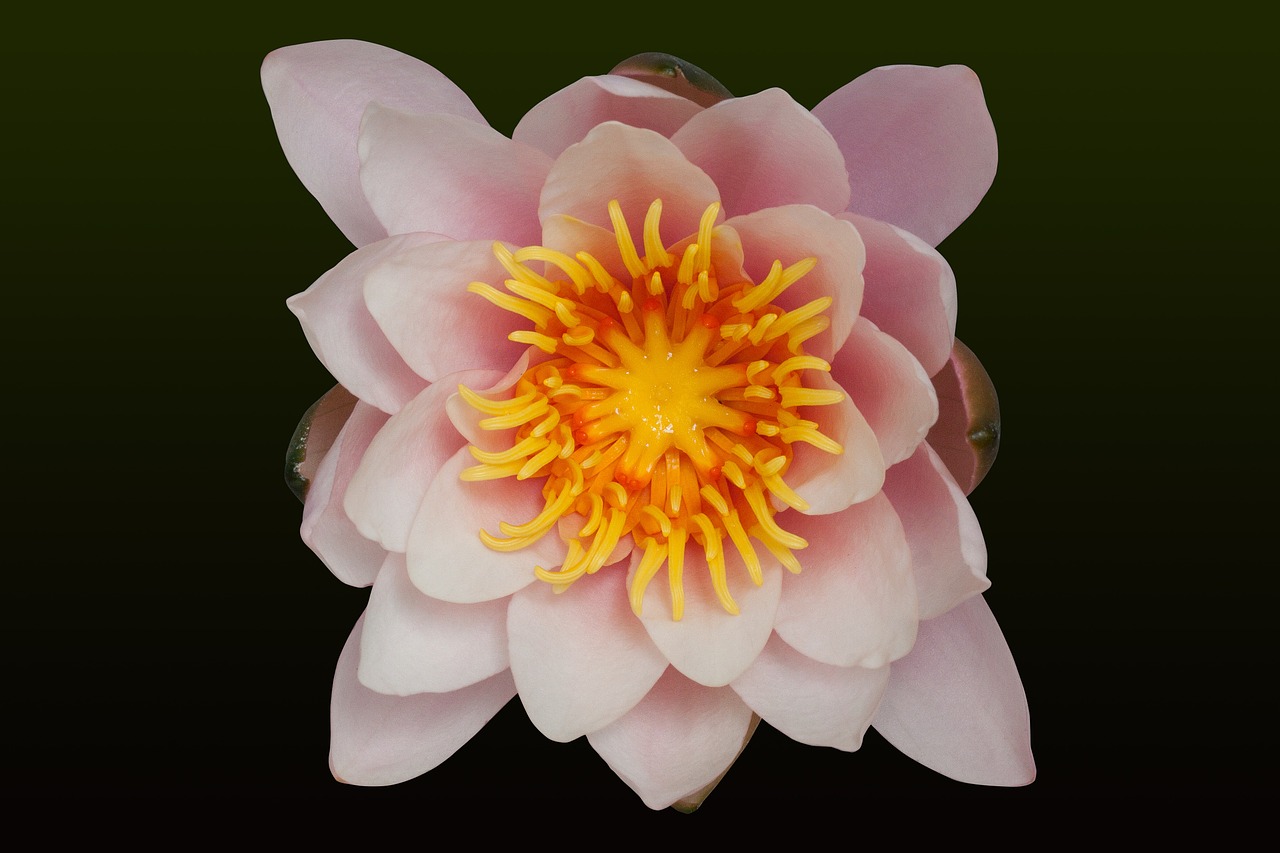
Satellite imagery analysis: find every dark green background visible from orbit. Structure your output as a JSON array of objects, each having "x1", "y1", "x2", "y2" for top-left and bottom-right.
[{"x1": 3, "y1": 1, "x2": 1273, "y2": 825}]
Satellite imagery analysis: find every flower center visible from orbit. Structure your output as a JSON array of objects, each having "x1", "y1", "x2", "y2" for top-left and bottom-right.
[{"x1": 459, "y1": 199, "x2": 843, "y2": 620}]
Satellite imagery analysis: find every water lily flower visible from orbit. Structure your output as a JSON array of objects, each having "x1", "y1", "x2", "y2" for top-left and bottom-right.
[{"x1": 266, "y1": 40, "x2": 1033, "y2": 809}]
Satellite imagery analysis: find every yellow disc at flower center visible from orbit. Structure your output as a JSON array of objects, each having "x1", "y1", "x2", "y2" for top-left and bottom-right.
[{"x1": 459, "y1": 198, "x2": 844, "y2": 620}]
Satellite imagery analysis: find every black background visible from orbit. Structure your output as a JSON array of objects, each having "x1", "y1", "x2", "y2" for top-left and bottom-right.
[{"x1": 4, "y1": 1, "x2": 1274, "y2": 829}]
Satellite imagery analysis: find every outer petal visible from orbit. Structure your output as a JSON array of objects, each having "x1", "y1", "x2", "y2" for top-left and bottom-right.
[
  {"x1": 830, "y1": 317, "x2": 938, "y2": 467},
  {"x1": 364, "y1": 239, "x2": 526, "y2": 383},
  {"x1": 330, "y1": 614, "x2": 516, "y2": 786},
  {"x1": 788, "y1": 370, "x2": 885, "y2": 516},
  {"x1": 883, "y1": 442, "x2": 989, "y2": 620},
  {"x1": 508, "y1": 566, "x2": 667, "y2": 742},
  {"x1": 358, "y1": 554, "x2": 509, "y2": 695},
  {"x1": 539, "y1": 123, "x2": 720, "y2": 248},
  {"x1": 672, "y1": 89, "x2": 851, "y2": 217},
  {"x1": 843, "y1": 213, "x2": 957, "y2": 378},
  {"x1": 814, "y1": 64, "x2": 998, "y2": 247},
  {"x1": 724, "y1": 205, "x2": 864, "y2": 360},
  {"x1": 262, "y1": 40, "x2": 485, "y2": 247},
  {"x1": 359, "y1": 105, "x2": 550, "y2": 245},
  {"x1": 514, "y1": 75, "x2": 702, "y2": 159},
  {"x1": 288, "y1": 232, "x2": 444, "y2": 414},
  {"x1": 630, "y1": 546, "x2": 783, "y2": 687},
  {"x1": 345, "y1": 369, "x2": 501, "y2": 553},
  {"x1": 405, "y1": 448, "x2": 562, "y2": 603},
  {"x1": 872, "y1": 595, "x2": 1035, "y2": 786},
  {"x1": 773, "y1": 492, "x2": 917, "y2": 668},
  {"x1": 587, "y1": 668, "x2": 753, "y2": 810},
  {"x1": 300, "y1": 401, "x2": 388, "y2": 587},
  {"x1": 731, "y1": 632, "x2": 889, "y2": 751}
]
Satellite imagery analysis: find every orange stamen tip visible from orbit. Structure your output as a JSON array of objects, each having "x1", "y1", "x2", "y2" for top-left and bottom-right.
[
  {"x1": 708, "y1": 466, "x2": 722, "y2": 481},
  {"x1": 699, "y1": 313, "x2": 720, "y2": 330},
  {"x1": 642, "y1": 297, "x2": 663, "y2": 313},
  {"x1": 740, "y1": 417, "x2": 757, "y2": 436},
  {"x1": 573, "y1": 428, "x2": 591, "y2": 446},
  {"x1": 597, "y1": 316, "x2": 616, "y2": 335}
]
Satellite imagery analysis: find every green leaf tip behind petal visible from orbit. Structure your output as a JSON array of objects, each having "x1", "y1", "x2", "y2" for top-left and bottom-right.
[
  {"x1": 670, "y1": 714, "x2": 761, "y2": 813},
  {"x1": 609, "y1": 53, "x2": 733, "y2": 107},
  {"x1": 927, "y1": 339, "x2": 1000, "y2": 495},
  {"x1": 285, "y1": 385, "x2": 358, "y2": 501}
]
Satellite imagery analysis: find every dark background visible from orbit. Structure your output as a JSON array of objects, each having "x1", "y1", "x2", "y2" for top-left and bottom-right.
[{"x1": 4, "y1": 1, "x2": 1274, "y2": 827}]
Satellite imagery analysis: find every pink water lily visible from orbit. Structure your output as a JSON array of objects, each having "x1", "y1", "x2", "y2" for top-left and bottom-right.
[{"x1": 266, "y1": 40, "x2": 1033, "y2": 809}]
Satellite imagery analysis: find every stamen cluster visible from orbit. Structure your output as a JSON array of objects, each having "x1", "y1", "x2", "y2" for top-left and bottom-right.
[{"x1": 460, "y1": 199, "x2": 844, "y2": 619}]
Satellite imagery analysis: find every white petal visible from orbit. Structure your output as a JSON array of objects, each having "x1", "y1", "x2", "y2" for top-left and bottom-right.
[
  {"x1": 872, "y1": 595, "x2": 1035, "y2": 786},
  {"x1": 300, "y1": 402, "x2": 388, "y2": 587},
  {"x1": 406, "y1": 448, "x2": 561, "y2": 603},
  {"x1": 261, "y1": 40, "x2": 485, "y2": 247},
  {"x1": 831, "y1": 317, "x2": 939, "y2": 467},
  {"x1": 330, "y1": 614, "x2": 516, "y2": 786},
  {"x1": 631, "y1": 545, "x2": 782, "y2": 687},
  {"x1": 359, "y1": 105, "x2": 549, "y2": 245},
  {"x1": 345, "y1": 372, "x2": 499, "y2": 553},
  {"x1": 731, "y1": 632, "x2": 888, "y2": 751},
  {"x1": 358, "y1": 553, "x2": 509, "y2": 695},
  {"x1": 514, "y1": 75, "x2": 701, "y2": 158},
  {"x1": 883, "y1": 442, "x2": 990, "y2": 620},
  {"x1": 508, "y1": 567, "x2": 667, "y2": 742},
  {"x1": 673, "y1": 88, "x2": 851, "y2": 216},
  {"x1": 587, "y1": 668, "x2": 753, "y2": 809},
  {"x1": 539, "y1": 122, "x2": 720, "y2": 246},
  {"x1": 287, "y1": 233, "x2": 444, "y2": 414},
  {"x1": 363, "y1": 238, "x2": 526, "y2": 383},
  {"x1": 774, "y1": 492, "x2": 917, "y2": 668},
  {"x1": 788, "y1": 370, "x2": 885, "y2": 516}
]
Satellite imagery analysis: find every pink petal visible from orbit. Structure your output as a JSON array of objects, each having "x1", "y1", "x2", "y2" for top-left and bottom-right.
[
  {"x1": 731, "y1": 632, "x2": 889, "y2": 751},
  {"x1": 288, "y1": 233, "x2": 445, "y2": 414},
  {"x1": 774, "y1": 492, "x2": 917, "y2": 668},
  {"x1": 882, "y1": 442, "x2": 989, "y2": 620},
  {"x1": 358, "y1": 554, "x2": 509, "y2": 695},
  {"x1": 300, "y1": 401, "x2": 388, "y2": 587},
  {"x1": 261, "y1": 40, "x2": 485, "y2": 248},
  {"x1": 539, "y1": 123, "x2": 720, "y2": 248},
  {"x1": 724, "y1": 205, "x2": 864, "y2": 360},
  {"x1": 507, "y1": 566, "x2": 668, "y2": 742},
  {"x1": 514, "y1": 75, "x2": 702, "y2": 159},
  {"x1": 330, "y1": 613, "x2": 516, "y2": 786},
  {"x1": 927, "y1": 338, "x2": 1002, "y2": 494},
  {"x1": 405, "y1": 447, "x2": 562, "y2": 603},
  {"x1": 814, "y1": 65, "x2": 998, "y2": 247},
  {"x1": 672, "y1": 89, "x2": 851, "y2": 217},
  {"x1": 587, "y1": 667, "x2": 753, "y2": 810},
  {"x1": 358, "y1": 105, "x2": 550, "y2": 245},
  {"x1": 345, "y1": 370, "x2": 501, "y2": 553},
  {"x1": 363, "y1": 238, "x2": 527, "y2": 383},
  {"x1": 788, "y1": 370, "x2": 885, "y2": 516},
  {"x1": 872, "y1": 595, "x2": 1035, "y2": 786},
  {"x1": 843, "y1": 213, "x2": 957, "y2": 378},
  {"x1": 830, "y1": 317, "x2": 938, "y2": 467},
  {"x1": 630, "y1": 545, "x2": 782, "y2": 687}
]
